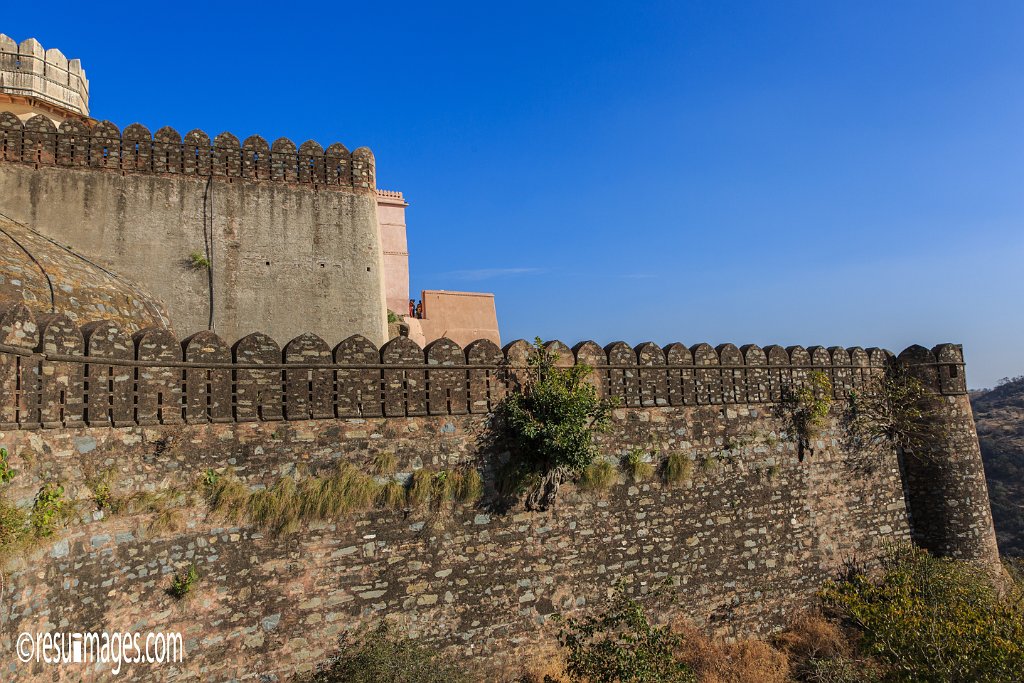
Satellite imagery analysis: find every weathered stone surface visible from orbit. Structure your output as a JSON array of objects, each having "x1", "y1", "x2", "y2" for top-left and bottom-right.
[{"x1": 0, "y1": 402, "x2": 926, "y2": 681}]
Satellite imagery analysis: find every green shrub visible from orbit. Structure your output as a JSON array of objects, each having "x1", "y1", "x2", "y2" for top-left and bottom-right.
[
  {"x1": 556, "y1": 589, "x2": 695, "y2": 683},
  {"x1": 304, "y1": 622, "x2": 470, "y2": 683},
  {"x1": 85, "y1": 471, "x2": 114, "y2": 511},
  {"x1": 821, "y1": 544, "x2": 1024, "y2": 682},
  {"x1": 500, "y1": 338, "x2": 617, "y2": 509},
  {"x1": 188, "y1": 250, "x2": 210, "y2": 269},
  {"x1": 169, "y1": 563, "x2": 199, "y2": 599},
  {"x1": 30, "y1": 482, "x2": 66, "y2": 538},
  {"x1": 0, "y1": 447, "x2": 17, "y2": 484},
  {"x1": 663, "y1": 452, "x2": 692, "y2": 487}
]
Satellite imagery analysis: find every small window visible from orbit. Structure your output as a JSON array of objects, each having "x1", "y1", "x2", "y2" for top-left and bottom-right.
[{"x1": 949, "y1": 366, "x2": 958, "y2": 378}]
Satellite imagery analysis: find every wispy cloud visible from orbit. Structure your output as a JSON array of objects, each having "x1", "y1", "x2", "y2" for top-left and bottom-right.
[{"x1": 440, "y1": 267, "x2": 545, "y2": 281}]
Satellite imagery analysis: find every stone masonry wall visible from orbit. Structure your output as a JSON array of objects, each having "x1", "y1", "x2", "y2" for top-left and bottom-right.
[
  {"x1": 0, "y1": 114, "x2": 386, "y2": 346},
  {"x1": 0, "y1": 301, "x2": 1000, "y2": 680},
  {"x1": 0, "y1": 406, "x2": 909, "y2": 681}
]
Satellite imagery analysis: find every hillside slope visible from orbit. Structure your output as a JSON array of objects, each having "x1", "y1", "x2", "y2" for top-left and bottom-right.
[{"x1": 972, "y1": 376, "x2": 1024, "y2": 556}]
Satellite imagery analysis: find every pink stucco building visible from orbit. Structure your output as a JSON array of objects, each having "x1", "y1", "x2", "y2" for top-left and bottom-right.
[{"x1": 376, "y1": 189, "x2": 501, "y2": 348}]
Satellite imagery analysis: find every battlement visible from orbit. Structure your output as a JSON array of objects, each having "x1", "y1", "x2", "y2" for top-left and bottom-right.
[
  {"x1": 0, "y1": 113, "x2": 375, "y2": 188},
  {"x1": 0, "y1": 34, "x2": 89, "y2": 117},
  {"x1": 0, "y1": 300, "x2": 967, "y2": 429}
]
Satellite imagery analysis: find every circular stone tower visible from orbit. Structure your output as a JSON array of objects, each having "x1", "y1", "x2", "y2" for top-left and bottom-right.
[{"x1": 0, "y1": 33, "x2": 89, "y2": 124}]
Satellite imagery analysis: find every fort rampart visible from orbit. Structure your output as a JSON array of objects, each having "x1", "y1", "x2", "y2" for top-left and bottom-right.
[
  {"x1": 0, "y1": 299, "x2": 1001, "y2": 679},
  {"x1": 0, "y1": 114, "x2": 387, "y2": 346}
]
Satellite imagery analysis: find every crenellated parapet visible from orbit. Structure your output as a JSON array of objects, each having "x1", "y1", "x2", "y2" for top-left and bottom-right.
[
  {"x1": 0, "y1": 113, "x2": 375, "y2": 189},
  {"x1": 0, "y1": 301, "x2": 969, "y2": 430},
  {"x1": 0, "y1": 34, "x2": 89, "y2": 117}
]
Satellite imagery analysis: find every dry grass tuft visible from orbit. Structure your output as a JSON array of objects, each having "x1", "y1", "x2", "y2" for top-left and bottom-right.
[
  {"x1": 459, "y1": 468, "x2": 484, "y2": 504},
  {"x1": 407, "y1": 469, "x2": 434, "y2": 508},
  {"x1": 775, "y1": 613, "x2": 851, "y2": 661},
  {"x1": 372, "y1": 452, "x2": 398, "y2": 476},
  {"x1": 514, "y1": 644, "x2": 569, "y2": 682},
  {"x1": 622, "y1": 449, "x2": 655, "y2": 481},
  {"x1": 248, "y1": 476, "x2": 301, "y2": 534},
  {"x1": 378, "y1": 480, "x2": 408, "y2": 510},
  {"x1": 207, "y1": 476, "x2": 249, "y2": 523},
  {"x1": 674, "y1": 624, "x2": 791, "y2": 683},
  {"x1": 578, "y1": 459, "x2": 617, "y2": 494},
  {"x1": 148, "y1": 508, "x2": 185, "y2": 535},
  {"x1": 664, "y1": 452, "x2": 693, "y2": 487}
]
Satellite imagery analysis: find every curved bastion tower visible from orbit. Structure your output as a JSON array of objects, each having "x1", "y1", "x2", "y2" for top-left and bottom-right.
[{"x1": 0, "y1": 33, "x2": 500, "y2": 349}]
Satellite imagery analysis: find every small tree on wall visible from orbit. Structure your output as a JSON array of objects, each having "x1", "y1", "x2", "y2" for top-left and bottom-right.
[
  {"x1": 845, "y1": 362, "x2": 947, "y2": 462},
  {"x1": 499, "y1": 338, "x2": 617, "y2": 510}
]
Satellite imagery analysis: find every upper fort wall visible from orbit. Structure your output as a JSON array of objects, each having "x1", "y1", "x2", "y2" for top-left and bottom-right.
[{"x1": 0, "y1": 114, "x2": 388, "y2": 346}]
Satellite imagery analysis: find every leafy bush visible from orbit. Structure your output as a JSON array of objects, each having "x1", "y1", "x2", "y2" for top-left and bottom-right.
[
  {"x1": 500, "y1": 338, "x2": 616, "y2": 510},
  {"x1": 30, "y1": 482, "x2": 66, "y2": 537},
  {"x1": 0, "y1": 447, "x2": 17, "y2": 484},
  {"x1": 556, "y1": 590, "x2": 695, "y2": 683},
  {"x1": 821, "y1": 544, "x2": 1024, "y2": 682},
  {"x1": 304, "y1": 622, "x2": 469, "y2": 683},
  {"x1": 188, "y1": 250, "x2": 210, "y2": 269},
  {"x1": 169, "y1": 563, "x2": 199, "y2": 599}
]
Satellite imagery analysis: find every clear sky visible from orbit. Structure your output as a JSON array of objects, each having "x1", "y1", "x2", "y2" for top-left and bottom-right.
[{"x1": 5, "y1": 2, "x2": 1023, "y2": 388}]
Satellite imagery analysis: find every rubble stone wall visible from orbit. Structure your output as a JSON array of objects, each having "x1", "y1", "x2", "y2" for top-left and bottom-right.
[{"x1": 0, "y1": 300, "x2": 1001, "y2": 680}]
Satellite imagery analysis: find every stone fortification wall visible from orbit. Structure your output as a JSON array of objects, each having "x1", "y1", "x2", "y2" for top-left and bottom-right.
[
  {"x1": 0, "y1": 406, "x2": 910, "y2": 681},
  {"x1": 0, "y1": 300, "x2": 1000, "y2": 680},
  {"x1": 0, "y1": 114, "x2": 387, "y2": 346},
  {"x1": 0, "y1": 215, "x2": 171, "y2": 332}
]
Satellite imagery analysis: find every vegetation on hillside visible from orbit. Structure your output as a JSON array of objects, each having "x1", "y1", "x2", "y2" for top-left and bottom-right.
[
  {"x1": 304, "y1": 546, "x2": 1023, "y2": 683},
  {"x1": 971, "y1": 375, "x2": 1024, "y2": 556},
  {"x1": 302, "y1": 622, "x2": 469, "y2": 683}
]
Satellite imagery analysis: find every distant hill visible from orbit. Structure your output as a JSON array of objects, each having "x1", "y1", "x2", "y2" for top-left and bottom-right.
[{"x1": 971, "y1": 376, "x2": 1024, "y2": 557}]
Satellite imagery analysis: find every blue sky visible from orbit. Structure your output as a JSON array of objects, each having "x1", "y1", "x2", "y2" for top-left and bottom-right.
[{"x1": 6, "y1": 2, "x2": 1023, "y2": 388}]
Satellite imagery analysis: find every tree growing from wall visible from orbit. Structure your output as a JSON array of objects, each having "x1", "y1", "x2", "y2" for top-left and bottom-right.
[
  {"x1": 845, "y1": 362, "x2": 947, "y2": 463},
  {"x1": 499, "y1": 338, "x2": 616, "y2": 510}
]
